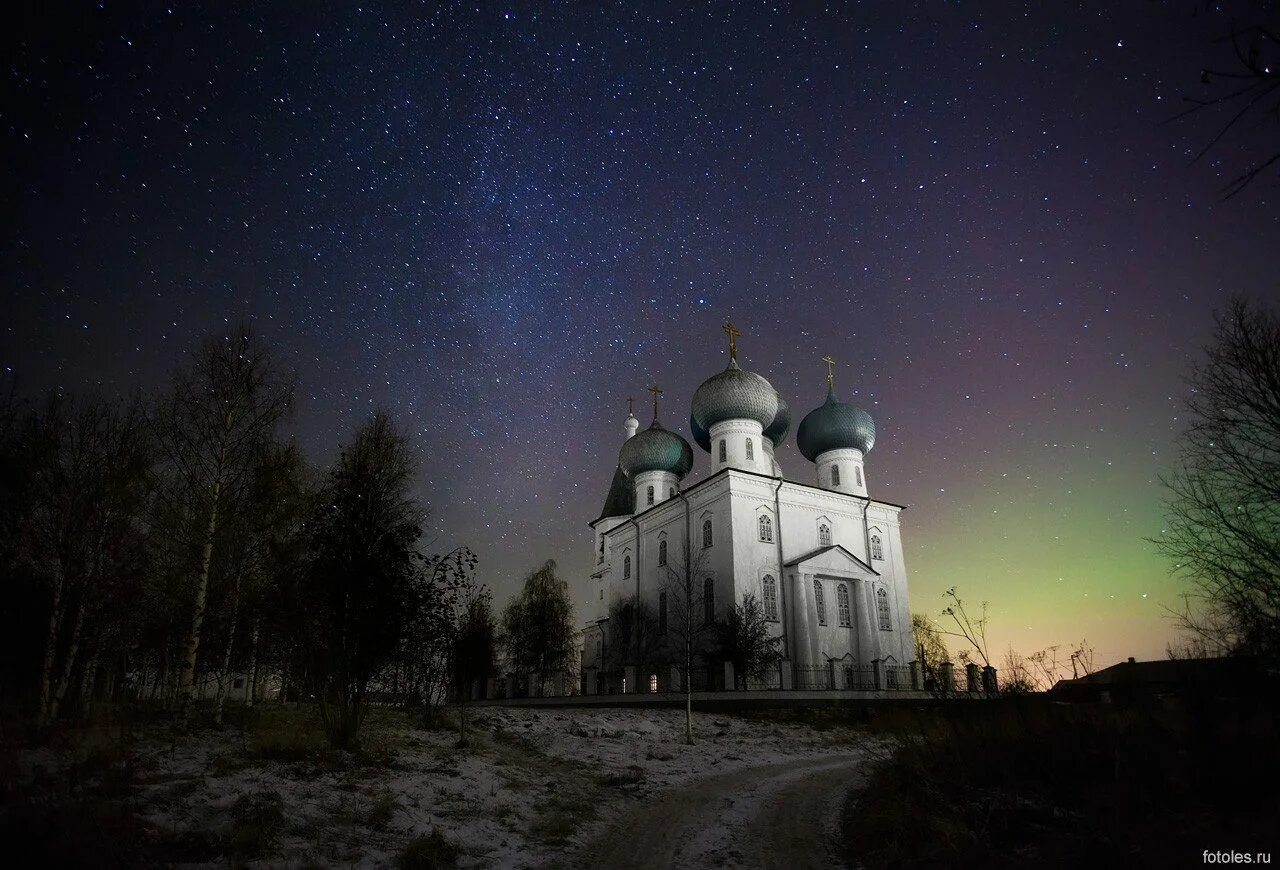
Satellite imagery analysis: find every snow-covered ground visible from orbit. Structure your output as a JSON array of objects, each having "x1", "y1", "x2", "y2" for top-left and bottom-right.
[{"x1": 12, "y1": 705, "x2": 875, "y2": 868}]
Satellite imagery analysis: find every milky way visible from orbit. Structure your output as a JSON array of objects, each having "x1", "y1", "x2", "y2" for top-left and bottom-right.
[{"x1": 4, "y1": 2, "x2": 1278, "y2": 664}]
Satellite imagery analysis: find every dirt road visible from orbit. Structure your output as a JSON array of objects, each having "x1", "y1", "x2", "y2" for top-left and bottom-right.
[{"x1": 565, "y1": 752, "x2": 865, "y2": 869}]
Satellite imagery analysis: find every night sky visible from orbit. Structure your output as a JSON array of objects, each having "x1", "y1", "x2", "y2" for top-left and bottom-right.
[{"x1": 5, "y1": 2, "x2": 1278, "y2": 667}]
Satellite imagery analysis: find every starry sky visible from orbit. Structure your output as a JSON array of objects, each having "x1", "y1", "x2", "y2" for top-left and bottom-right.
[{"x1": 4, "y1": 2, "x2": 1278, "y2": 668}]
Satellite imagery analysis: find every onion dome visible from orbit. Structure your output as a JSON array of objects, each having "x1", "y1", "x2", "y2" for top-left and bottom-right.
[
  {"x1": 690, "y1": 358, "x2": 780, "y2": 441},
  {"x1": 691, "y1": 391, "x2": 790, "y2": 452},
  {"x1": 619, "y1": 420, "x2": 694, "y2": 479},
  {"x1": 796, "y1": 387, "x2": 876, "y2": 461}
]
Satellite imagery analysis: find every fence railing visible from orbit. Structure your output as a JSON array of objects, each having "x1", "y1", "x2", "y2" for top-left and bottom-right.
[{"x1": 794, "y1": 666, "x2": 834, "y2": 691}]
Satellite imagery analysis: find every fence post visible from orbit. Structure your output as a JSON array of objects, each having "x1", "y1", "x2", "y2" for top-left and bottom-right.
[
  {"x1": 826, "y1": 659, "x2": 837, "y2": 690},
  {"x1": 939, "y1": 662, "x2": 954, "y2": 693},
  {"x1": 909, "y1": 660, "x2": 921, "y2": 691},
  {"x1": 982, "y1": 665, "x2": 998, "y2": 695},
  {"x1": 872, "y1": 659, "x2": 884, "y2": 691},
  {"x1": 965, "y1": 663, "x2": 980, "y2": 693}
]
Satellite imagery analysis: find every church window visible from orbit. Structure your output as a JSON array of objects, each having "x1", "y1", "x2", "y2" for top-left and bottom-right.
[
  {"x1": 718, "y1": 440, "x2": 727, "y2": 463},
  {"x1": 649, "y1": 673, "x2": 658, "y2": 693},
  {"x1": 818, "y1": 523, "x2": 832, "y2": 547},
  {"x1": 669, "y1": 487, "x2": 675, "y2": 499},
  {"x1": 658, "y1": 539, "x2": 667, "y2": 566},
  {"x1": 855, "y1": 466, "x2": 863, "y2": 487},
  {"x1": 814, "y1": 579, "x2": 827, "y2": 625},
  {"x1": 624, "y1": 555, "x2": 631, "y2": 579},
  {"x1": 599, "y1": 588, "x2": 603, "y2": 600},
  {"x1": 871, "y1": 534, "x2": 883, "y2": 560},
  {"x1": 658, "y1": 591, "x2": 668, "y2": 634},
  {"x1": 595, "y1": 636, "x2": 602, "y2": 660},
  {"x1": 746, "y1": 438, "x2": 754, "y2": 461},
  {"x1": 837, "y1": 583, "x2": 851, "y2": 626},
  {"x1": 703, "y1": 577, "x2": 715, "y2": 624},
  {"x1": 647, "y1": 485, "x2": 654, "y2": 506},
  {"x1": 702, "y1": 519, "x2": 713, "y2": 548},
  {"x1": 877, "y1": 587, "x2": 892, "y2": 630},
  {"x1": 759, "y1": 515, "x2": 773, "y2": 542},
  {"x1": 762, "y1": 575, "x2": 778, "y2": 621},
  {"x1": 598, "y1": 536, "x2": 605, "y2": 562},
  {"x1": 832, "y1": 464, "x2": 841, "y2": 487}
]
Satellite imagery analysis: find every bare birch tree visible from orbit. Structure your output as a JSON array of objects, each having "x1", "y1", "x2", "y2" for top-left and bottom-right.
[
  {"x1": 662, "y1": 540, "x2": 716, "y2": 745},
  {"x1": 153, "y1": 327, "x2": 292, "y2": 729}
]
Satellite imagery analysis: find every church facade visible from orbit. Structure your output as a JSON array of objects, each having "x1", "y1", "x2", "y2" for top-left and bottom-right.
[{"x1": 580, "y1": 327, "x2": 915, "y2": 693}]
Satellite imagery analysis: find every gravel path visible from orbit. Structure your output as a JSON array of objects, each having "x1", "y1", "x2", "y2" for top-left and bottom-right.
[{"x1": 562, "y1": 751, "x2": 865, "y2": 869}]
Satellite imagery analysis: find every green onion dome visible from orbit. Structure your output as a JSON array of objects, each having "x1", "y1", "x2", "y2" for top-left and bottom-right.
[
  {"x1": 690, "y1": 359, "x2": 780, "y2": 449},
  {"x1": 618, "y1": 421, "x2": 694, "y2": 479},
  {"x1": 796, "y1": 387, "x2": 876, "y2": 461}
]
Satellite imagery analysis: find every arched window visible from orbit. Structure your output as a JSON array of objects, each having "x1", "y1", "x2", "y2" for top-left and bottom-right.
[
  {"x1": 649, "y1": 673, "x2": 658, "y2": 693},
  {"x1": 814, "y1": 579, "x2": 827, "y2": 625},
  {"x1": 646, "y1": 484, "x2": 654, "y2": 506},
  {"x1": 855, "y1": 466, "x2": 863, "y2": 487},
  {"x1": 831, "y1": 464, "x2": 841, "y2": 487},
  {"x1": 718, "y1": 440, "x2": 727, "y2": 463},
  {"x1": 598, "y1": 536, "x2": 605, "y2": 562},
  {"x1": 658, "y1": 591, "x2": 668, "y2": 633},
  {"x1": 658, "y1": 539, "x2": 667, "y2": 567},
  {"x1": 762, "y1": 575, "x2": 778, "y2": 621},
  {"x1": 668, "y1": 487, "x2": 675, "y2": 499},
  {"x1": 837, "y1": 583, "x2": 851, "y2": 626},
  {"x1": 818, "y1": 523, "x2": 832, "y2": 547},
  {"x1": 877, "y1": 587, "x2": 892, "y2": 630},
  {"x1": 702, "y1": 518, "x2": 713, "y2": 548},
  {"x1": 703, "y1": 577, "x2": 714, "y2": 624},
  {"x1": 871, "y1": 534, "x2": 883, "y2": 560},
  {"x1": 623, "y1": 554, "x2": 631, "y2": 579},
  {"x1": 595, "y1": 636, "x2": 602, "y2": 660},
  {"x1": 746, "y1": 438, "x2": 754, "y2": 461},
  {"x1": 758, "y1": 515, "x2": 773, "y2": 542}
]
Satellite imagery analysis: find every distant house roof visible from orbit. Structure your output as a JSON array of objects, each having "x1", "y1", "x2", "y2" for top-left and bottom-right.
[{"x1": 1051, "y1": 656, "x2": 1259, "y2": 697}]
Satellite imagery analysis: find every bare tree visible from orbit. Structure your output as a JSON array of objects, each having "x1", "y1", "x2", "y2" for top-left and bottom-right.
[
  {"x1": 717, "y1": 593, "x2": 782, "y2": 690},
  {"x1": 1171, "y1": 16, "x2": 1280, "y2": 197},
  {"x1": 938, "y1": 586, "x2": 992, "y2": 668},
  {"x1": 501, "y1": 560, "x2": 578, "y2": 695},
  {"x1": 661, "y1": 540, "x2": 716, "y2": 745},
  {"x1": 1155, "y1": 298, "x2": 1280, "y2": 659},
  {"x1": 603, "y1": 594, "x2": 661, "y2": 685},
  {"x1": 20, "y1": 395, "x2": 152, "y2": 729},
  {"x1": 911, "y1": 612, "x2": 950, "y2": 686},
  {"x1": 153, "y1": 327, "x2": 292, "y2": 728}
]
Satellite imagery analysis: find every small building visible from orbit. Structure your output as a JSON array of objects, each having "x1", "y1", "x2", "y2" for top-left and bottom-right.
[{"x1": 1051, "y1": 656, "x2": 1260, "y2": 704}]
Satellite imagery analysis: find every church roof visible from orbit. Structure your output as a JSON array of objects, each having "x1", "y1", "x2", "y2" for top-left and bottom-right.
[{"x1": 594, "y1": 465, "x2": 634, "y2": 523}]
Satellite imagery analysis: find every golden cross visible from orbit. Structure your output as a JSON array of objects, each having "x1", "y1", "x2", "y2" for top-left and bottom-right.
[
  {"x1": 822, "y1": 355, "x2": 837, "y2": 389},
  {"x1": 723, "y1": 321, "x2": 742, "y2": 360},
  {"x1": 646, "y1": 385, "x2": 663, "y2": 420}
]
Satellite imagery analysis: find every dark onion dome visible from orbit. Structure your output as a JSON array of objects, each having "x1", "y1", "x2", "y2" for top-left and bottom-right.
[
  {"x1": 691, "y1": 391, "x2": 790, "y2": 452},
  {"x1": 690, "y1": 358, "x2": 780, "y2": 443},
  {"x1": 796, "y1": 387, "x2": 876, "y2": 461},
  {"x1": 618, "y1": 420, "x2": 694, "y2": 479},
  {"x1": 594, "y1": 465, "x2": 634, "y2": 522}
]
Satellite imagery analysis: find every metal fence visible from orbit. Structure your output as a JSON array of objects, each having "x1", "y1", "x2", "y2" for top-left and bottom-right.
[{"x1": 794, "y1": 666, "x2": 834, "y2": 691}]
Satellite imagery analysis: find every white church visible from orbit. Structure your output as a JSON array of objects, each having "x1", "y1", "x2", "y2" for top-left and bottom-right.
[{"x1": 580, "y1": 324, "x2": 915, "y2": 694}]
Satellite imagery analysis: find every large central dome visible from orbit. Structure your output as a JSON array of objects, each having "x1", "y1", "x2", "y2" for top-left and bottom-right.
[{"x1": 690, "y1": 358, "x2": 780, "y2": 440}]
